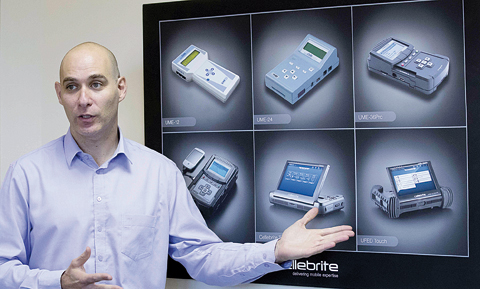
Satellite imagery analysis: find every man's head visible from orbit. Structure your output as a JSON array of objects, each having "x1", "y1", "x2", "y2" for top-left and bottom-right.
[{"x1": 55, "y1": 42, "x2": 127, "y2": 144}]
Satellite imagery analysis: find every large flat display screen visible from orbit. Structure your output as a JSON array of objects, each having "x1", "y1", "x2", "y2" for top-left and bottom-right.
[{"x1": 143, "y1": 0, "x2": 479, "y2": 288}]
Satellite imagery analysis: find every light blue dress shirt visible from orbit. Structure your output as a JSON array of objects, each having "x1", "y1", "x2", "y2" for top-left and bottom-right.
[{"x1": 0, "y1": 129, "x2": 286, "y2": 288}]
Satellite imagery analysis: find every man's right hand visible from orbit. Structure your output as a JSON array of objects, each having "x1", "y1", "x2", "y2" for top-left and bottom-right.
[{"x1": 61, "y1": 247, "x2": 122, "y2": 289}]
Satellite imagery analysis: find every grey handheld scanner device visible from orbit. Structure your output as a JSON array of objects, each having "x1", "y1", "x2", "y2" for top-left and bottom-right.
[
  {"x1": 188, "y1": 154, "x2": 238, "y2": 214},
  {"x1": 367, "y1": 37, "x2": 449, "y2": 94},
  {"x1": 371, "y1": 161, "x2": 453, "y2": 218}
]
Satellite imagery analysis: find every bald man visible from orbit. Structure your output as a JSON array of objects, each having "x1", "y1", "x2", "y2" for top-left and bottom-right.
[{"x1": 0, "y1": 42, "x2": 354, "y2": 289}]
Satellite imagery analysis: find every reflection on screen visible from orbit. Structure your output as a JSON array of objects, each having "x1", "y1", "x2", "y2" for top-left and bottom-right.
[
  {"x1": 278, "y1": 163, "x2": 323, "y2": 197},
  {"x1": 377, "y1": 40, "x2": 407, "y2": 61},
  {"x1": 208, "y1": 160, "x2": 229, "y2": 178},
  {"x1": 303, "y1": 42, "x2": 327, "y2": 59},
  {"x1": 390, "y1": 163, "x2": 436, "y2": 196}
]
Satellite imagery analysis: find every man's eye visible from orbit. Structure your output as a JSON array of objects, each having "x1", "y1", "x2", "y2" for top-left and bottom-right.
[
  {"x1": 66, "y1": 84, "x2": 77, "y2": 90},
  {"x1": 91, "y1": 82, "x2": 102, "y2": 89}
]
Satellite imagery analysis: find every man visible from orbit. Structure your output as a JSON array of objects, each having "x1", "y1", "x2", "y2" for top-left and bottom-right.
[{"x1": 0, "y1": 42, "x2": 354, "y2": 289}]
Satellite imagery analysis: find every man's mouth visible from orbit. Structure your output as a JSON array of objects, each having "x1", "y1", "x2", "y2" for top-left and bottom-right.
[{"x1": 80, "y1": 115, "x2": 93, "y2": 119}]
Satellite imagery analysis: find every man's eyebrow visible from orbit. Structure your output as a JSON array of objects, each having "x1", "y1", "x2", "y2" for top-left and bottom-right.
[
  {"x1": 62, "y1": 74, "x2": 108, "y2": 85},
  {"x1": 62, "y1": 77, "x2": 77, "y2": 85},
  {"x1": 88, "y1": 74, "x2": 108, "y2": 80}
]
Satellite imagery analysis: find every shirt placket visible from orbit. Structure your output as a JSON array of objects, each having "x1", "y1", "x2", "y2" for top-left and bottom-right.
[{"x1": 93, "y1": 168, "x2": 107, "y2": 273}]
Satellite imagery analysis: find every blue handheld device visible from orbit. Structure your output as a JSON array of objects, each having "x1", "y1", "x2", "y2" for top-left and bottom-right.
[{"x1": 265, "y1": 34, "x2": 339, "y2": 104}]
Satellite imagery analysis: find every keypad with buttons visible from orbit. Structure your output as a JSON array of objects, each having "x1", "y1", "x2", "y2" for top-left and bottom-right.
[
  {"x1": 197, "y1": 61, "x2": 231, "y2": 89},
  {"x1": 270, "y1": 56, "x2": 316, "y2": 87},
  {"x1": 415, "y1": 54, "x2": 435, "y2": 70},
  {"x1": 399, "y1": 49, "x2": 419, "y2": 68},
  {"x1": 191, "y1": 174, "x2": 221, "y2": 204},
  {"x1": 399, "y1": 50, "x2": 436, "y2": 71}
]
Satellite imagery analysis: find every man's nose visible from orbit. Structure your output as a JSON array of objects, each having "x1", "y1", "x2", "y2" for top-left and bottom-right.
[{"x1": 78, "y1": 86, "x2": 93, "y2": 107}]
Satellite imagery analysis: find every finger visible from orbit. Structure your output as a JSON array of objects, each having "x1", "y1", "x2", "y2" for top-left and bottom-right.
[
  {"x1": 303, "y1": 240, "x2": 337, "y2": 257},
  {"x1": 71, "y1": 247, "x2": 91, "y2": 268},
  {"x1": 311, "y1": 232, "x2": 352, "y2": 255},
  {"x1": 318, "y1": 225, "x2": 354, "y2": 236},
  {"x1": 298, "y1": 207, "x2": 319, "y2": 226},
  {"x1": 303, "y1": 226, "x2": 353, "y2": 240},
  {"x1": 319, "y1": 241, "x2": 337, "y2": 252},
  {"x1": 313, "y1": 231, "x2": 354, "y2": 249},
  {"x1": 83, "y1": 272, "x2": 114, "y2": 284}
]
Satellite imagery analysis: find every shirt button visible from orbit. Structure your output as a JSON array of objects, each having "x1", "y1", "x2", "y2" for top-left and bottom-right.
[
  {"x1": 97, "y1": 196, "x2": 102, "y2": 202},
  {"x1": 264, "y1": 264, "x2": 270, "y2": 268},
  {"x1": 98, "y1": 226, "x2": 102, "y2": 232},
  {"x1": 98, "y1": 255, "x2": 103, "y2": 262},
  {"x1": 263, "y1": 253, "x2": 267, "y2": 259}
]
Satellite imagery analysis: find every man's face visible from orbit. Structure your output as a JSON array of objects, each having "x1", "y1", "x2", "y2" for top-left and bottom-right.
[{"x1": 55, "y1": 44, "x2": 126, "y2": 142}]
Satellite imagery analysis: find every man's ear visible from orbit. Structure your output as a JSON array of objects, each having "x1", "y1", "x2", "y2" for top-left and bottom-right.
[
  {"x1": 55, "y1": 81, "x2": 63, "y2": 105},
  {"x1": 117, "y1": 76, "x2": 127, "y2": 103}
]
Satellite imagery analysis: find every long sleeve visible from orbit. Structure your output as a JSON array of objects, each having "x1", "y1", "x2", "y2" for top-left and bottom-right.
[
  {"x1": 0, "y1": 163, "x2": 63, "y2": 289},
  {"x1": 167, "y1": 168, "x2": 286, "y2": 286}
]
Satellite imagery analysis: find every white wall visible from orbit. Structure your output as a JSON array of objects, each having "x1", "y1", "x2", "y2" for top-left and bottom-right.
[
  {"x1": 0, "y1": 0, "x2": 152, "y2": 179},
  {"x1": 0, "y1": 1, "x2": 326, "y2": 288}
]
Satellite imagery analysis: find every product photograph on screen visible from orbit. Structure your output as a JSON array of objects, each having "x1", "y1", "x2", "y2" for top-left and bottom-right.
[
  {"x1": 367, "y1": 37, "x2": 450, "y2": 95},
  {"x1": 251, "y1": 8, "x2": 353, "y2": 130},
  {"x1": 353, "y1": 0, "x2": 465, "y2": 128},
  {"x1": 270, "y1": 161, "x2": 328, "y2": 209},
  {"x1": 172, "y1": 44, "x2": 240, "y2": 103},
  {"x1": 269, "y1": 161, "x2": 345, "y2": 214},
  {"x1": 187, "y1": 154, "x2": 239, "y2": 215},
  {"x1": 254, "y1": 130, "x2": 356, "y2": 251},
  {"x1": 264, "y1": 34, "x2": 339, "y2": 105},
  {"x1": 162, "y1": 131, "x2": 255, "y2": 244},
  {"x1": 356, "y1": 128, "x2": 467, "y2": 256},
  {"x1": 371, "y1": 161, "x2": 453, "y2": 219},
  {"x1": 160, "y1": 15, "x2": 252, "y2": 132}
]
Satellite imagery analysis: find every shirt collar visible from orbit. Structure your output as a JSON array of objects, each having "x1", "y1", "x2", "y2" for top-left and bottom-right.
[
  {"x1": 64, "y1": 128, "x2": 133, "y2": 167},
  {"x1": 115, "y1": 128, "x2": 133, "y2": 165}
]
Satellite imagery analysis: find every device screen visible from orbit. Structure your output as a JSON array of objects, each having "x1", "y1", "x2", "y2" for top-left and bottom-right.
[
  {"x1": 187, "y1": 148, "x2": 204, "y2": 164},
  {"x1": 181, "y1": 50, "x2": 200, "y2": 66},
  {"x1": 390, "y1": 162, "x2": 437, "y2": 196},
  {"x1": 208, "y1": 159, "x2": 230, "y2": 178},
  {"x1": 278, "y1": 163, "x2": 323, "y2": 197},
  {"x1": 303, "y1": 42, "x2": 327, "y2": 60},
  {"x1": 376, "y1": 39, "x2": 407, "y2": 61}
]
